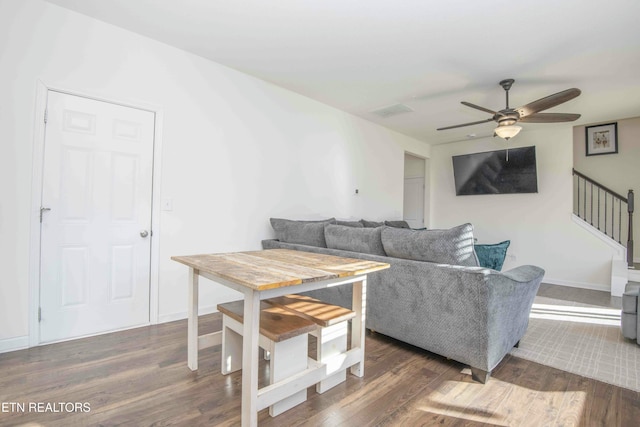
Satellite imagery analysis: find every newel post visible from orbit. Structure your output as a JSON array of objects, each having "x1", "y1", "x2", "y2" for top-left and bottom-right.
[{"x1": 628, "y1": 189, "x2": 634, "y2": 268}]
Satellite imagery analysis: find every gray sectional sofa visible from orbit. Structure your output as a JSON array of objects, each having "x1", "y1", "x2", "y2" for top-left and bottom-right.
[
  {"x1": 621, "y1": 282, "x2": 640, "y2": 344},
  {"x1": 262, "y1": 218, "x2": 545, "y2": 382}
]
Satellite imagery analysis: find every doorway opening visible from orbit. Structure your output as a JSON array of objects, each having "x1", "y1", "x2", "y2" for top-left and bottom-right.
[{"x1": 403, "y1": 153, "x2": 428, "y2": 229}]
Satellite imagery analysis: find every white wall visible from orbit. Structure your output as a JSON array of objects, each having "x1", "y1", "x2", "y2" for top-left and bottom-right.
[
  {"x1": 0, "y1": 0, "x2": 429, "y2": 348},
  {"x1": 404, "y1": 153, "x2": 425, "y2": 178},
  {"x1": 430, "y1": 126, "x2": 615, "y2": 289}
]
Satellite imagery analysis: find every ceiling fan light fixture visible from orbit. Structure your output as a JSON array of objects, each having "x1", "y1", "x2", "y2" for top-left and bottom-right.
[
  {"x1": 437, "y1": 79, "x2": 581, "y2": 137},
  {"x1": 498, "y1": 117, "x2": 518, "y2": 126},
  {"x1": 494, "y1": 125, "x2": 522, "y2": 140}
]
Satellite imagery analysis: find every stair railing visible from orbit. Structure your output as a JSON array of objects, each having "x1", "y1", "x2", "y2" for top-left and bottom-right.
[{"x1": 573, "y1": 168, "x2": 634, "y2": 267}]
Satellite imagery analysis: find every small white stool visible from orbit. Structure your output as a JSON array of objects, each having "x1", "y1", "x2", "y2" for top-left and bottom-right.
[
  {"x1": 217, "y1": 301, "x2": 316, "y2": 417},
  {"x1": 265, "y1": 294, "x2": 356, "y2": 393}
]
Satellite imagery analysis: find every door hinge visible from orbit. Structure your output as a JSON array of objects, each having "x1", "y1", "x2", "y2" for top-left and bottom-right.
[
  {"x1": 38, "y1": 307, "x2": 42, "y2": 322},
  {"x1": 44, "y1": 109, "x2": 48, "y2": 124},
  {"x1": 40, "y1": 206, "x2": 51, "y2": 223}
]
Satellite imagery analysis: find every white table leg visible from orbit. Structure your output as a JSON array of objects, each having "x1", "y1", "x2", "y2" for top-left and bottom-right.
[
  {"x1": 241, "y1": 291, "x2": 260, "y2": 427},
  {"x1": 350, "y1": 278, "x2": 366, "y2": 377},
  {"x1": 187, "y1": 268, "x2": 199, "y2": 371}
]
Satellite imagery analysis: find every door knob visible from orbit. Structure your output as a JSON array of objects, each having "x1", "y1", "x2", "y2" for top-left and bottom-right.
[{"x1": 140, "y1": 230, "x2": 149, "y2": 238}]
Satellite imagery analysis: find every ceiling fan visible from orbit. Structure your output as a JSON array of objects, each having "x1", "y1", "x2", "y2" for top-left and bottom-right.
[{"x1": 437, "y1": 79, "x2": 581, "y2": 139}]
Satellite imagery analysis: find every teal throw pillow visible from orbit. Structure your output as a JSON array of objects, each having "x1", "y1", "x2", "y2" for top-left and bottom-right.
[{"x1": 474, "y1": 240, "x2": 510, "y2": 271}]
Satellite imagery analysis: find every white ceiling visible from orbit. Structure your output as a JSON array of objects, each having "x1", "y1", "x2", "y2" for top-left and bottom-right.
[{"x1": 46, "y1": 0, "x2": 640, "y2": 145}]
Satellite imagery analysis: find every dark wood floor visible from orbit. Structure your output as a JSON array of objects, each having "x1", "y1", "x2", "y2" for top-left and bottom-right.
[
  {"x1": 1, "y1": 290, "x2": 639, "y2": 426},
  {"x1": 537, "y1": 282, "x2": 623, "y2": 309}
]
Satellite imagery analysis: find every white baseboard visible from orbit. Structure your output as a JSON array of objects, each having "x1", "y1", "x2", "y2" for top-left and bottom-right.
[
  {"x1": 0, "y1": 336, "x2": 29, "y2": 354},
  {"x1": 543, "y1": 278, "x2": 610, "y2": 293},
  {"x1": 0, "y1": 306, "x2": 221, "y2": 354},
  {"x1": 158, "y1": 304, "x2": 219, "y2": 324}
]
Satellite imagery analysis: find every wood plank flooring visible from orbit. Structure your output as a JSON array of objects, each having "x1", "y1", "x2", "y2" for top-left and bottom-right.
[
  {"x1": 537, "y1": 282, "x2": 623, "y2": 309},
  {"x1": 1, "y1": 309, "x2": 639, "y2": 427}
]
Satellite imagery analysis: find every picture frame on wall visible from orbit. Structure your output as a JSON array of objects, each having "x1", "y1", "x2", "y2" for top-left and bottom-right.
[{"x1": 585, "y1": 122, "x2": 618, "y2": 156}]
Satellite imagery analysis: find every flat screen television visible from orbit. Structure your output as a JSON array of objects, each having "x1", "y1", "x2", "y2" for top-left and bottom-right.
[{"x1": 452, "y1": 146, "x2": 538, "y2": 196}]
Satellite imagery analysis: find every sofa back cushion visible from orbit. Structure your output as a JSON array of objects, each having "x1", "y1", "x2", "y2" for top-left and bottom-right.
[
  {"x1": 270, "y1": 217, "x2": 336, "y2": 247},
  {"x1": 360, "y1": 219, "x2": 384, "y2": 228},
  {"x1": 336, "y1": 220, "x2": 364, "y2": 228},
  {"x1": 384, "y1": 220, "x2": 410, "y2": 228},
  {"x1": 381, "y1": 223, "x2": 479, "y2": 266},
  {"x1": 324, "y1": 224, "x2": 386, "y2": 256}
]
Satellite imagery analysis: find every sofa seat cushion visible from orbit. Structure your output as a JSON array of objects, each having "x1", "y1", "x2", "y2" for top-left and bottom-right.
[
  {"x1": 270, "y1": 217, "x2": 336, "y2": 248},
  {"x1": 474, "y1": 240, "x2": 510, "y2": 271},
  {"x1": 381, "y1": 223, "x2": 479, "y2": 267},
  {"x1": 324, "y1": 224, "x2": 386, "y2": 256}
]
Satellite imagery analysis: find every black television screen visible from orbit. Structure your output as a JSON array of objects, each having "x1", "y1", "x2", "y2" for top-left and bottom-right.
[{"x1": 452, "y1": 146, "x2": 538, "y2": 196}]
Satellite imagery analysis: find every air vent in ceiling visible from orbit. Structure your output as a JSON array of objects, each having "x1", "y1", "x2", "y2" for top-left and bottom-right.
[{"x1": 370, "y1": 103, "x2": 414, "y2": 118}]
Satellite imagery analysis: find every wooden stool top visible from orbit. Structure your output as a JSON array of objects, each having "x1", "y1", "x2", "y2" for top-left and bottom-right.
[
  {"x1": 217, "y1": 301, "x2": 316, "y2": 342},
  {"x1": 265, "y1": 294, "x2": 356, "y2": 327}
]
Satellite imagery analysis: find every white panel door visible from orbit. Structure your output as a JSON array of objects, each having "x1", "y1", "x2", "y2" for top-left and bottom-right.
[
  {"x1": 403, "y1": 177, "x2": 425, "y2": 229},
  {"x1": 40, "y1": 91, "x2": 155, "y2": 343}
]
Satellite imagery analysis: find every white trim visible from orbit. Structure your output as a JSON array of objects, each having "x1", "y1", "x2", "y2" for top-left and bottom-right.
[
  {"x1": 38, "y1": 322, "x2": 151, "y2": 347},
  {"x1": 29, "y1": 81, "x2": 48, "y2": 347},
  {"x1": 571, "y1": 214, "x2": 626, "y2": 260},
  {"x1": 611, "y1": 259, "x2": 629, "y2": 297},
  {"x1": 542, "y1": 277, "x2": 610, "y2": 293},
  {"x1": 158, "y1": 305, "x2": 220, "y2": 324},
  {"x1": 28, "y1": 80, "x2": 164, "y2": 347},
  {"x1": 0, "y1": 336, "x2": 29, "y2": 354},
  {"x1": 149, "y1": 110, "x2": 164, "y2": 324}
]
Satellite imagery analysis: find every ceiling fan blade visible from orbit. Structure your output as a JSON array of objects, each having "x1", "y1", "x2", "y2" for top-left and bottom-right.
[
  {"x1": 461, "y1": 101, "x2": 497, "y2": 115},
  {"x1": 519, "y1": 112, "x2": 581, "y2": 123},
  {"x1": 437, "y1": 118, "x2": 494, "y2": 131},
  {"x1": 517, "y1": 88, "x2": 581, "y2": 117}
]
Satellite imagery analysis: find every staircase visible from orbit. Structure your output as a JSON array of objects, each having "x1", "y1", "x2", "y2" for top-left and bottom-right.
[{"x1": 573, "y1": 169, "x2": 635, "y2": 295}]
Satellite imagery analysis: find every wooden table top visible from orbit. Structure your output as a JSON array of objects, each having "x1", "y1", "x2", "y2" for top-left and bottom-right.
[{"x1": 171, "y1": 249, "x2": 390, "y2": 291}]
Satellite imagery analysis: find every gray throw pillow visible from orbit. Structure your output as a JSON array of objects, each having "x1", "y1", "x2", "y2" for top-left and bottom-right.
[
  {"x1": 336, "y1": 220, "x2": 364, "y2": 228},
  {"x1": 384, "y1": 220, "x2": 410, "y2": 229},
  {"x1": 325, "y1": 224, "x2": 386, "y2": 256},
  {"x1": 381, "y1": 223, "x2": 479, "y2": 266},
  {"x1": 270, "y1": 217, "x2": 336, "y2": 247},
  {"x1": 360, "y1": 219, "x2": 384, "y2": 228}
]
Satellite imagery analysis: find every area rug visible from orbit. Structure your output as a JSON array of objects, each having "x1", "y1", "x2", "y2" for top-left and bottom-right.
[{"x1": 510, "y1": 295, "x2": 640, "y2": 392}]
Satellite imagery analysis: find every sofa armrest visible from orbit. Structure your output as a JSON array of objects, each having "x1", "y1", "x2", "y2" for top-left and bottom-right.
[
  {"x1": 498, "y1": 265, "x2": 546, "y2": 284},
  {"x1": 483, "y1": 265, "x2": 545, "y2": 368},
  {"x1": 366, "y1": 260, "x2": 543, "y2": 373}
]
